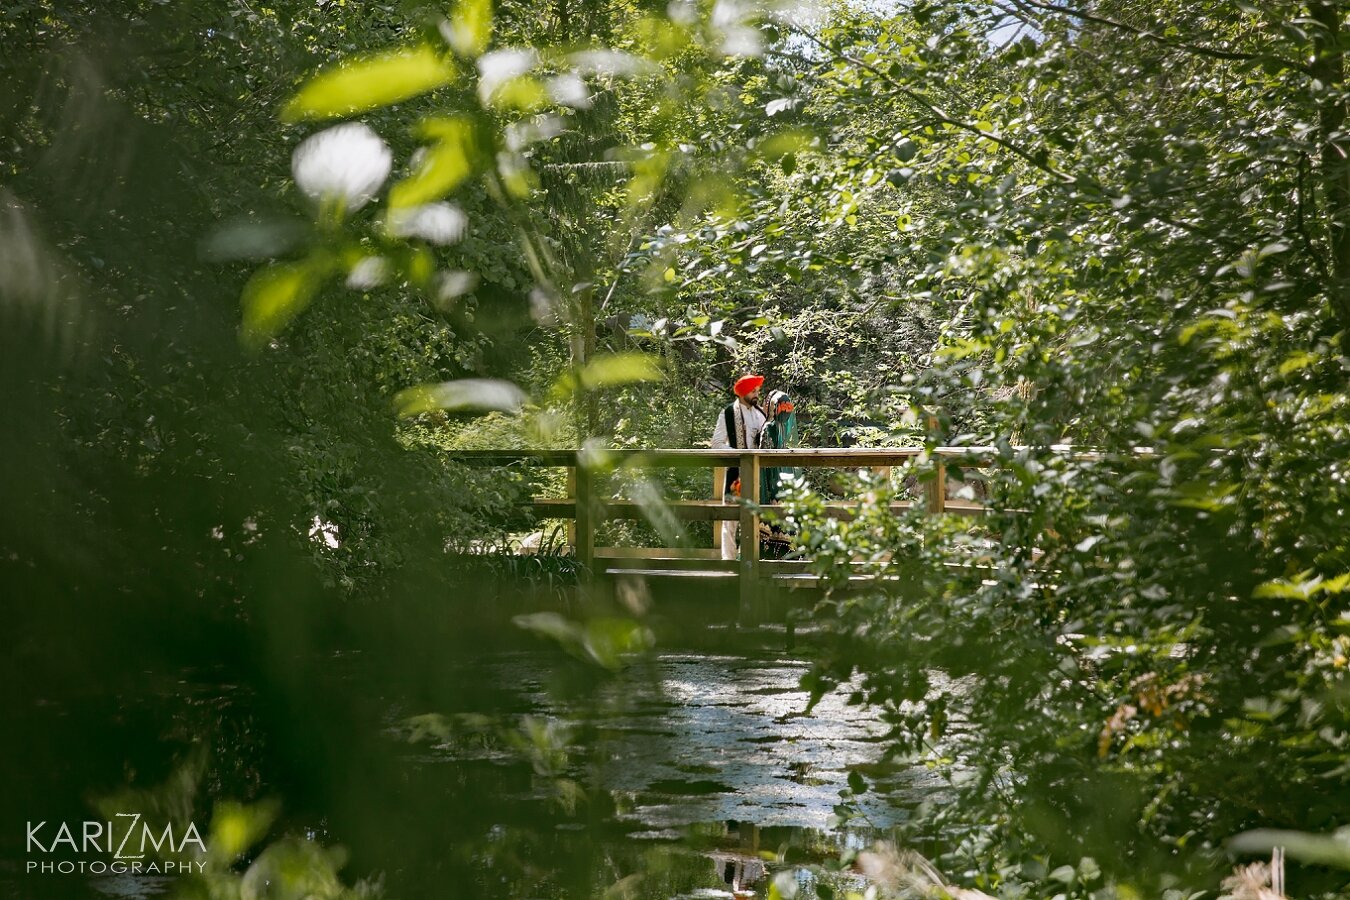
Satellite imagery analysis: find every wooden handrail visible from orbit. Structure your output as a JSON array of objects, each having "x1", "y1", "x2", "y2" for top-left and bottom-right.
[
  {"x1": 449, "y1": 445, "x2": 1145, "y2": 625},
  {"x1": 442, "y1": 445, "x2": 1149, "y2": 467}
]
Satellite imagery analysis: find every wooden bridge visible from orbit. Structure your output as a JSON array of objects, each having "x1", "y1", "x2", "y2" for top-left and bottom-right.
[{"x1": 447, "y1": 447, "x2": 996, "y2": 622}]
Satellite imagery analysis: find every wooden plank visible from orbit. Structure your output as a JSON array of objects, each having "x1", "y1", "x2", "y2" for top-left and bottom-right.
[
  {"x1": 605, "y1": 500, "x2": 739, "y2": 521},
  {"x1": 601, "y1": 568, "x2": 738, "y2": 580},
  {"x1": 594, "y1": 547, "x2": 723, "y2": 559},
  {"x1": 600, "y1": 556, "x2": 739, "y2": 572},
  {"x1": 739, "y1": 449, "x2": 922, "y2": 467},
  {"x1": 531, "y1": 498, "x2": 988, "y2": 521},
  {"x1": 448, "y1": 447, "x2": 930, "y2": 468},
  {"x1": 739, "y1": 451, "x2": 761, "y2": 625},
  {"x1": 445, "y1": 449, "x2": 579, "y2": 466},
  {"x1": 529, "y1": 499, "x2": 577, "y2": 517},
  {"x1": 530, "y1": 499, "x2": 742, "y2": 520},
  {"x1": 759, "y1": 559, "x2": 814, "y2": 575},
  {"x1": 443, "y1": 445, "x2": 1158, "y2": 469}
]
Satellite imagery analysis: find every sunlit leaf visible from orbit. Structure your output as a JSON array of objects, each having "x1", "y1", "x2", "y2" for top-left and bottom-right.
[
  {"x1": 756, "y1": 128, "x2": 815, "y2": 161},
  {"x1": 282, "y1": 46, "x2": 457, "y2": 122},
  {"x1": 489, "y1": 75, "x2": 549, "y2": 111},
  {"x1": 628, "y1": 475, "x2": 687, "y2": 547},
  {"x1": 390, "y1": 118, "x2": 482, "y2": 209},
  {"x1": 513, "y1": 613, "x2": 651, "y2": 670},
  {"x1": 394, "y1": 379, "x2": 527, "y2": 417},
  {"x1": 1277, "y1": 351, "x2": 1318, "y2": 377},
  {"x1": 240, "y1": 259, "x2": 328, "y2": 348},
  {"x1": 582, "y1": 617, "x2": 654, "y2": 670},
  {"x1": 443, "y1": 0, "x2": 493, "y2": 58},
  {"x1": 550, "y1": 353, "x2": 664, "y2": 400},
  {"x1": 477, "y1": 48, "x2": 537, "y2": 105},
  {"x1": 208, "y1": 800, "x2": 280, "y2": 866},
  {"x1": 240, "y1": 838, "x2": 349, "y2": 899},
  {"x1": 512, "y1": 611, "x2": 576, "y2": 646}
]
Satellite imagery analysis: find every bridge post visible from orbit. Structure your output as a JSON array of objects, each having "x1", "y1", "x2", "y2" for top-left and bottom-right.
[
  {"x1": 738, "y1": 451, "x2": 761, "y2": 626},
  {"x1": 565, "y1": 467, "x2": 577, "y2": 550},
  {"x1": 712, "y1": 466, "x2": 725, "y2": 551},
  {"x1": 925, "y1": 414, "x2": 946, "y2": 516},
  {"x1": 925, "y1": 455, "x2": 946, "y2": 515},
  {"x1": 574, "y1": 459, "x2": 595, "y2": 576}
]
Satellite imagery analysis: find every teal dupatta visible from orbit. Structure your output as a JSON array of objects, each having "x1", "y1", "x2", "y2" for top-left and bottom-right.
[{"x1": 759, "y1": 389, "x2": 797, "y2": 502}]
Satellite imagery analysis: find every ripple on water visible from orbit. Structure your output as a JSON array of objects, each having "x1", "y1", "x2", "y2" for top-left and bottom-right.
[{"x1": 454, "y1": 651, "x2": 951, "y2": 832}]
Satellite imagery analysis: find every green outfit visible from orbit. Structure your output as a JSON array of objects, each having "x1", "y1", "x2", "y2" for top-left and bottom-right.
[{"x1": 759, "y1": 389, "x2": 798, "y2": 502}]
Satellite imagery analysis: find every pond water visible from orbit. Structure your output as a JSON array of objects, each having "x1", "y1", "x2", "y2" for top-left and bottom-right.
[{"x1": 4, "y1": 638, "x2": 954, "y2": 899}]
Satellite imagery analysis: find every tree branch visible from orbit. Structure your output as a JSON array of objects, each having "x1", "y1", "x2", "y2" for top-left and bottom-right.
[
  {"x1": 794, "y1": 28, "x2": 1077, "y2": 184},
  {"x1": 999, "y1": 0, "x2": 1295, "y2": 66}
]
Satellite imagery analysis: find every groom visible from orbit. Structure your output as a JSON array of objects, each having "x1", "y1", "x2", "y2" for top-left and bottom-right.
[{"x1": 710, "y1": 374, "x2": 766, "y2": 560}]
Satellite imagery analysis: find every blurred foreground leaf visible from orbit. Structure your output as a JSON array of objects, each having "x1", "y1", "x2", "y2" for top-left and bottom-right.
[
  {"x1": 513, "y1": 612, "x2": 653, "y2": 670},
  {"x1": 550, "y1": 352, "x2": 664, "y2": 401},
  {"x1": 394, "y1": 379, "x2": 527, "y2": 417},
  {"x1": 208, "y1": 799, "x2": 281, "y2": 866},
  {"x1": 444, "y1": 0, "x2": 493, "y2": 58},
  {"x1": 389, "y1": 117, "x2": 483, "y2": 209},
  {"x1": 241, "y1": 259, "x2": 329, "y2": 348},
  {"x1": 1229, "y1": 827, "x2": 1350, "y2": 869},
  {"x1": 238, "y1": 836, "x2": 360, "y2": 900},
  {"x1": 282, "y1": 46, "x2": 457, "y2": 122}
]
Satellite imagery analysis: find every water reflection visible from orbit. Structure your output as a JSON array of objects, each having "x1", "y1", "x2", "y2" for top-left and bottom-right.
[{"x1": 6, "y1": 644, "x2": 952, "y2": 900}]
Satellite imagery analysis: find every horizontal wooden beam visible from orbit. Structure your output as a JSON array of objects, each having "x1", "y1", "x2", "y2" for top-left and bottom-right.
[
  {"x1": 531, "y1": 499, "x2": 740, "y2": 520},
  {"x1": 529, "y1": 498, "x2": 989, "y2": 521},
  {"x1": 443, "y1": 445, "x2": 1157, "y2": 468},
  {"x1": 594, "y1": 547, "x2": 724, "y2": 559},
  {"x1": 599, "y1": 556, "x2": 739, "y2": 572}
]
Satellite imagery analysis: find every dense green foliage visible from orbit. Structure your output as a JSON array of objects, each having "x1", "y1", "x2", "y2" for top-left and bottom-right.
[
  {"x1": 6, "y1": 0, "x2": 1350, "y2": 898},
  {"x1": 772, "y1": 3, "x2": 1350, "y2": 897}
]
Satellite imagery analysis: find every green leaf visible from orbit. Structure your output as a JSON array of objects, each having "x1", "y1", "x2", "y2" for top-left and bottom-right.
[
  {"x1": 445, "y1": 0, "x2": 493, "y2": 58},
  {"x1": 1048, "y1": 864, "x2": 1077, "y2": 884},
  {"x1": 578, "y1": 353, "x2": 664, "y2": 388},
  {"x1": 513, "y1": 613, "x2": 651, "y2": 670},
  {"x1": 390, "y1": 117, "x2": 482, "y2": 209},
  {"x1": 551, "y1": 353, "x2": 664, "y2": 400},
  {"x1": 513, "y1": 612, "x2": 577, "y2": 646},
  {"x1": 1277, "y1": 351, "x2": 1318, "y2": 377},
  {"x1": 1229, "y1": 827, "x2": 1350, "y2": 870},
  {"x1": 582, "y1": 617, "x2": 654, "y2": 670},
  {"x1": 208, "y1": 800, "x2": 280, "y2": 866},
  {"x1": 394, "y1": 379, "x2": 527, "y2": 417},
  {"x1": 282, "y1": 46, "x2": 457, "y2": 122},
  {"x1": 487, "y1": 76, "x2": 548, "y2": 112},
  {"x1": 240, "y1": 259, "x2": 328, "y2": 348}
]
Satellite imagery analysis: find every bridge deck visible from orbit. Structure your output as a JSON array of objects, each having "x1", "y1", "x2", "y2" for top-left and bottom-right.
[{"x1": 443, "y1": 445, "x2": 1080, "y2": 622}]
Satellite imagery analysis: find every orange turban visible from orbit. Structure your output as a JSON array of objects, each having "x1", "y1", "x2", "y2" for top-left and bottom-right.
[{"x1": 733, "y1": 375, "x2": 765, "y2": 397}]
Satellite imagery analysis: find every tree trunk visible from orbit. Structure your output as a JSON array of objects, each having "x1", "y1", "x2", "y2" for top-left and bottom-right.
[
  {"x1": 1309, "y1": 1, "x2": 1350, "y2": 331},
  {"x1": 571, "y1": 283, "x2": 599, "y2": 441}
]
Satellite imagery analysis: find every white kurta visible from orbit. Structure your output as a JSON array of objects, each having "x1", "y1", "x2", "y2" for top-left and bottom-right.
[
  {"x1": 710, "y1": 401, "x2": 766, "y2": 450},
  {"x1": 710, "y1": 400, "x2": 767, "y2": 560}
]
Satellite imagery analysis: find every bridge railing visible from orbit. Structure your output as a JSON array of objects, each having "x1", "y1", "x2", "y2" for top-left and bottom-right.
[{"x1": 445, "y1": 446, "x2": 1018, "y2": 616}]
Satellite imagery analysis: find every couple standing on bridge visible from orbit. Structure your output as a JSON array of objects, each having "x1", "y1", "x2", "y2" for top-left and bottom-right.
[{"x1": 709, "y1": 374, "x2": 797, "y2": 561}]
